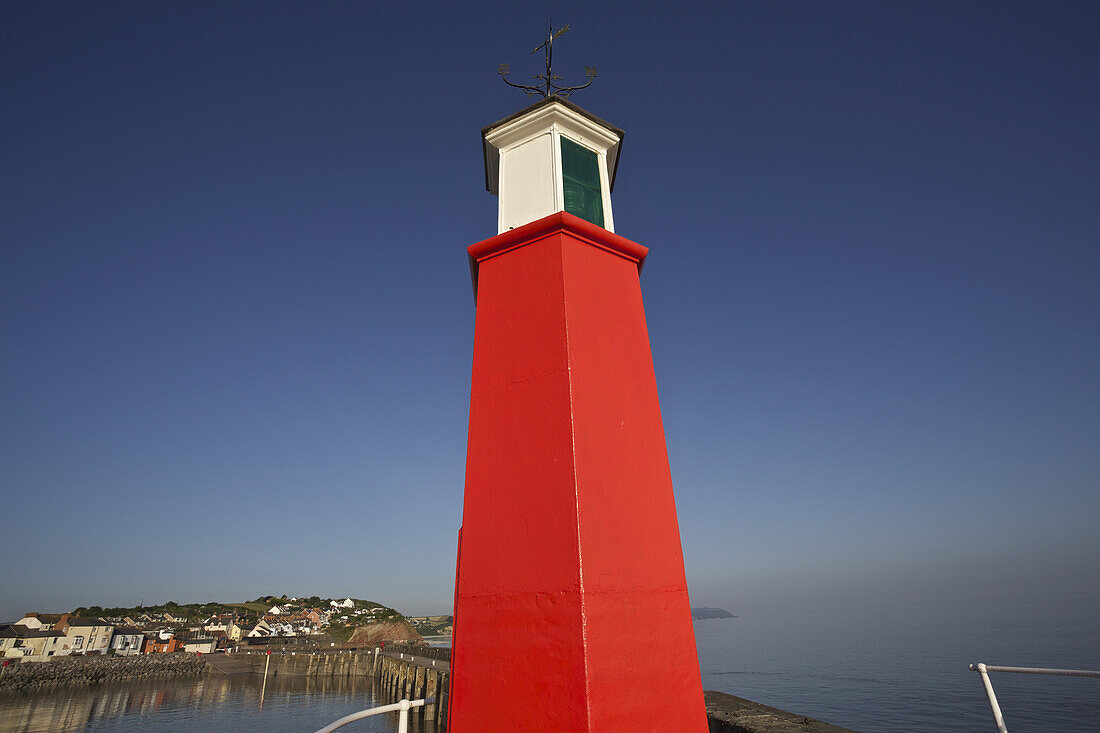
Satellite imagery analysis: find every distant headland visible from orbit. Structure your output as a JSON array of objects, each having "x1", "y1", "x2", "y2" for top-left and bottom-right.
[{"x1": 691, "y1": 607, "x2": 735, "y2": 620}]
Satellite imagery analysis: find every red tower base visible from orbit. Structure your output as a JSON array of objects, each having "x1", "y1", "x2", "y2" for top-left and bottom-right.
[{"x1": 449, "y1": 212, "x2": 708, "y2": 732}]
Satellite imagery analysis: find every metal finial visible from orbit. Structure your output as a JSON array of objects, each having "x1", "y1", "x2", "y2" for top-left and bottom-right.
[{"x1": 498, "y1": 21, "x2": 597, "y2": 99}]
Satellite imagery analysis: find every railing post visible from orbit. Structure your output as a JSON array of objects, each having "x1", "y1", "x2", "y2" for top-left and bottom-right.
[
  {"x1": 397, "y1": 699, "x2": 410, "y2": 733},
  {"x1": 974, "y1": 663, "x2": 1009, "y2": 733}
]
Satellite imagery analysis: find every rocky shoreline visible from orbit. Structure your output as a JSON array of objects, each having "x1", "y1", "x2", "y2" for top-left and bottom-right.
[{"x1": 0, "y1": 654, "x2": 207, "y2": 692}]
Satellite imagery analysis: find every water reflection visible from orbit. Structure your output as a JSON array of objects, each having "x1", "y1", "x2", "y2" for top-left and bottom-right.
[{"x1": 0, "y1": 673, "x2": 442, "y2": 733}]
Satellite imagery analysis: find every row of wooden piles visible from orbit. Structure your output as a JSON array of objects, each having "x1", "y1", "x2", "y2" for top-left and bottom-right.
[{"x1": 377, "y1": 652, "x2": 449, "y2": 725}]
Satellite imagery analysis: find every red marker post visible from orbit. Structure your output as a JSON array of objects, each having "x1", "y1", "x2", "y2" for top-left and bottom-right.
[{"x1": 260, "y1": 649, "x2": 272, "y2": 708}]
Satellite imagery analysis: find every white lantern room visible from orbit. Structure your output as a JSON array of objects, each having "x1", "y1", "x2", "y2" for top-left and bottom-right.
[{"x1": 482, "y1": 96, "x2": 624, "y2": 234}]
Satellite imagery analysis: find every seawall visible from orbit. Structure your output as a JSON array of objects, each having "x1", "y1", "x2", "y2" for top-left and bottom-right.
[
  {"x1": 206, "y1": 649, "x2": 377, "y2": 678},
  {"x1": 0, "y1": 654, "x2": 206, "y2": 692}
]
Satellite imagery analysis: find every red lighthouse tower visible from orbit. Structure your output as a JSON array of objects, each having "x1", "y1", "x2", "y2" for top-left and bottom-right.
[{"x1": 449, "y1": 95, "x2": 709, "y2": 732}]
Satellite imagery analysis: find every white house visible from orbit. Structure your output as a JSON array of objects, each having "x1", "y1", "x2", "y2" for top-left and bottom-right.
[
  {"x1": 204, "y1": 619, "x2": 230, "y2": 634},
  {"x1": 13, "y1": 613, "x2": 66, "y2": 631},
  {"x1": 109, "y1": 627, "x2": 145, "y2": 657},
  {"x1": 4, "y1": 629, "x2": 68, "y2": 661},
  {"x1": 183, "y1": 638, "x2": 218, "y2": 654},
  {"x1": 329, "y1": 598, "x2": 354, "y2": 609},
  {"x1": 247, "y1": 620, "x2": 273, "y2": 638}
]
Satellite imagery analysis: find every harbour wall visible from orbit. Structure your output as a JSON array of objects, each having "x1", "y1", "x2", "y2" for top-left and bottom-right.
[
  {"x1": 208, "y1": 648, "x2": 379, "y2": 678},
  {"x1": 0, "y1": 653, "x2": 206, "y2": 692},
  {"x1": 206, "y1": 647, "x2": 449, "y2": 725}
]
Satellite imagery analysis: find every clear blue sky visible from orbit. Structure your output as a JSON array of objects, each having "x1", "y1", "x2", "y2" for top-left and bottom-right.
[{"x1": 2, "y1": 1, "x2": 1097, "y2": 622}]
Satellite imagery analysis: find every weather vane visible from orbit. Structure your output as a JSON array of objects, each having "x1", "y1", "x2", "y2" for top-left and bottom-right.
[{"x1": 498, "y1": 22, "x2": 597, "y2": 98}]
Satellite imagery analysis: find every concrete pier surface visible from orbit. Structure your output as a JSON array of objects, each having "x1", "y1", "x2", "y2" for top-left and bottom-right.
[{"x1": 705, "y1": 691, "x2": 857, "y2": 733}]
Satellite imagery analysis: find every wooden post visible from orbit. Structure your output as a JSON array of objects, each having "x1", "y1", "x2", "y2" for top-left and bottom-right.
[
  {"x1": 439, "y1": 672, "x2": 448, "y2": 723},
  {"x1": 425, "y1": 668, "x2": 438, "y2": 720},
  {"x1": 260, "y1": 651, "x2": 271, "y2": 709}
]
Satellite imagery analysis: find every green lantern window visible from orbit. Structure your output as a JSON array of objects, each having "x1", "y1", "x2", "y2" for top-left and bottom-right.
[{"x1": 561, "y1": 136, "x2": 604, "y2": 227}]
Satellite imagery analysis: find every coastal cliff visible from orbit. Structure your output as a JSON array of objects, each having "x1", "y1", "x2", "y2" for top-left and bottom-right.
[{"x1": 348, "y1": 619, "x2": 421, "y2": 646}]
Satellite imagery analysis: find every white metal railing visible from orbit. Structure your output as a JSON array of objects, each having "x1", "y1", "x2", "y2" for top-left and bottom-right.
[
  {"x1": 314, "y1": 697, "x2": 434, "y2": 733},
  {"x1": 969, "y1": 662, "x2": 1100, "y2": 733}
]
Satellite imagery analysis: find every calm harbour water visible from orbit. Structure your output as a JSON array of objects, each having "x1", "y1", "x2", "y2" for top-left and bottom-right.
[
  {"x1": 696, "y1": 594, "x2": 1100, "y2": 732},
  {"x1": 0, "y1": 674, "x2": 441, "y2": 733},
  {"x1": 1, "y1": 596, "x2": 1096, "y2": 732}
]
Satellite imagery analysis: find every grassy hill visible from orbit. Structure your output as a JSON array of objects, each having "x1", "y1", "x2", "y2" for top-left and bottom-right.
[
  {"x1": 225, "y1": 602, "x2": 271, "y2": 613},
  {"x1": 70, "y1": 596, "x2": 403, "y2": 623}
]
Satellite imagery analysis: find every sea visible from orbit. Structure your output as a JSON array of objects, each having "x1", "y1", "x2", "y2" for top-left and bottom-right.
[
  {"x1": 696, "y1": 593, "x2": 1099, "y2": 732},
  {"x1": 1, "y1": 595, "x2": 1096, "y2": 732}
]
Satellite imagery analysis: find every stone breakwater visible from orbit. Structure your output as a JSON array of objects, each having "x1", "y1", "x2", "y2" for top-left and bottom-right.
[{"x1": 0, "y1": 654, "x2": 206, "y2": 692}]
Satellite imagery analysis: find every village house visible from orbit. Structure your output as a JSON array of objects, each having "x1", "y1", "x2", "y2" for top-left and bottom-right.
[
  {"x1": 271, "y1": 621, "x2": 296, "y2": 636},
  {"x1": 109, "y1": 627, "x2": 145, "y2": 656},
  {"x1": 203, "y1": 614, "x2": 235, "y2": 634},
  {"x1": 0, "y1": 627, "x2": 18, "y2": 656},
  {"x1": 63, "y1": 618, "x2": 115, "y2": 656},
  {"x1": 143, "y1": 636, "x2": 183, "y2": 653},
  {"x1": 227, "y1": 620, "x2": 249, "y2": 642},
  {"x1": 2, "y1": 627, "x2": 68, "y2": 661},
  {"x1": 246, "y1": 619, "x2": 273, "y2": 638},
  {"x1": 13, "y1": 613, "x2": 67, "y2": 631},
  {"x1": 182, "y1": 638, "x2": 217, "y2": 654},
  {"x1": 202, "y1": 620, "x2": 224, "y2": 634}
]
